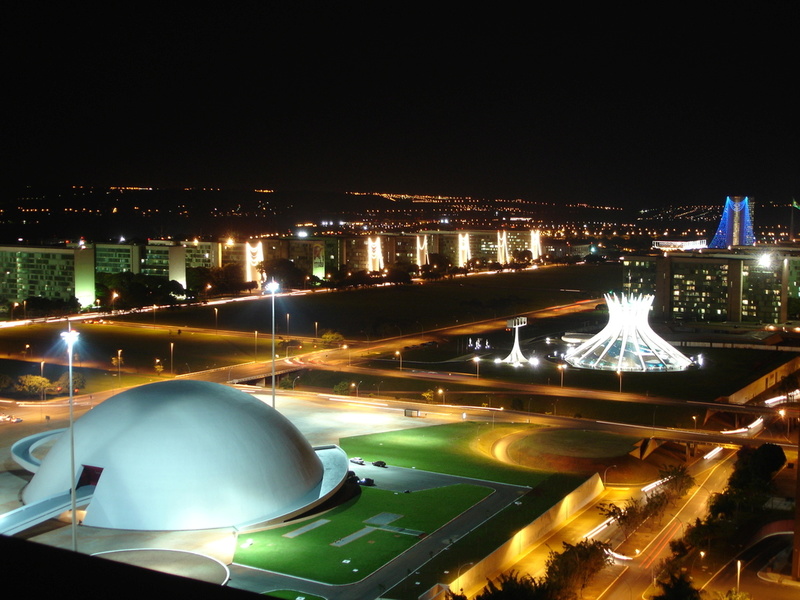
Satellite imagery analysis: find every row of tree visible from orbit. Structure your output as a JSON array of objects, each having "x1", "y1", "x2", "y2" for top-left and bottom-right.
[
  {"x1": 447, "y1": 539, "x2": 612, "y2": 600},
  {"x1": 0, "y1": 373, "x2": 85, "y2": 397},
  {"x1": 599, "y1": 464, "x2": 696, "y2": 540},
  {"x1": 650, "y1": 443, "x2": 786, "y2": 599}
]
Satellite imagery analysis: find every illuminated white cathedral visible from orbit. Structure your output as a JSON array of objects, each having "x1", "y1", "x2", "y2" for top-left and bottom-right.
[{"x1": 564, "y1": 293, "x2": 693, "y2": 372}]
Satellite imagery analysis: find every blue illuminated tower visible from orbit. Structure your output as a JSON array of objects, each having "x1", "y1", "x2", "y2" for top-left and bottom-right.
[{"x1": 709, "y1": 196, "x2": 755, "y2": 248}]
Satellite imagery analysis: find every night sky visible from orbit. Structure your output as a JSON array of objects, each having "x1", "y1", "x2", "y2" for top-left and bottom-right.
[{"x1": 7, "y1": 5, "x2": 798, "y2": 209}]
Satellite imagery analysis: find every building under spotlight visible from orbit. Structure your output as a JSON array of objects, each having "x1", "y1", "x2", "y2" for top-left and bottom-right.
[
  {"x1": 709, "y1": 195, "x2": 755, "y2": 249},
  {"x1": 564, "y1": 293, "x2": 693, "y2": 372}
]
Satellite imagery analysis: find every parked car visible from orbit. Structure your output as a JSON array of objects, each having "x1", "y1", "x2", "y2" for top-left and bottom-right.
[
  {"x1": 358, "y1": 477, "x2": 375, "y2": 486},
  {"x1": 349, "y1": 457, "x2": 365, "y2": 465},
  {"x1": 372, "y1": 460, "x2": 387, "y2": 467}
]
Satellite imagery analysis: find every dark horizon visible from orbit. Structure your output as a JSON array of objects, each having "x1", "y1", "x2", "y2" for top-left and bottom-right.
[{"x1": 6, "y1": 6, "x2": 798, "y2": 209}]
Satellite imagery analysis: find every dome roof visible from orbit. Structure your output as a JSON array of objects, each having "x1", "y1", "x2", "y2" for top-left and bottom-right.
[{"x1": 22, "y1": 380, "x2": 345, "y2": 531}]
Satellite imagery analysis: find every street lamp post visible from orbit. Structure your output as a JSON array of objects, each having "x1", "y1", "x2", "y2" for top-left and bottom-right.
[
  {"x1": 40, "y1": 361, "x2": 46, "y2": 404},
  {"x1": 617, "y1": 369, "x2": 622, "y2": 393},
  {"x1": 60, "y1": 328, "x2": 79, "y2": 552},
  {"x1": 214, "y1": 307, "x2": 218, "y2": 334},
  {"x1": 473, "y1": 356, "x2": 480, "y2": 378},
  {"x1": 603, "y1": 464, "x2": 617, "y2": 485},
  {"x1": 286, "y1": 313, "x2": 290, "y2": 335},
  {"x1": 170, "y1": 342, "x2": 174, "y2": 375},
  {"x1": 314, "y1": 321, "x2": 319, "y2": 339},
  {"x1": 351, "y1": 381, "x2": 362, "y2": 397},
  {"x1": 395, "y1": 350, "x2": 402, "y2": 371},
  {"x1": 267, "y1": 280, "x2": 280, "y2": 408},
  {"x1": 692, "y1": 415, "x2": 697, "y2": 431},
  {"x1": 111, "y1": 291, "x2": 118, "y2": 313},
  {"x1": 116, "y1": 349, "x2": 122, "y2": 385},
  {"x1": 456, "y1": 562, "x2": 474, "y2": 594},
  {"x1": 254, "y1": 330, "x2": 258, "y2": 358},
  {"x1": 558, "y1": 364, "x2": 566, "y2": 387},
  {"x1": 438, "y1": 388, "x2": 446, "y2": 404}
]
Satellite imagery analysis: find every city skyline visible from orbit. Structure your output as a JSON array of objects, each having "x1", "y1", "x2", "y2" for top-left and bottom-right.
[{"x1": 7, "y1": 6, "x2": 798, "y2": 210}]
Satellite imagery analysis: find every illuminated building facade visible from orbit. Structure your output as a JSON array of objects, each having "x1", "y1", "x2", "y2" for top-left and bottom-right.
[
  {"x1": 565, "y1": 293, "x2": 693, "y2": 372},
  {"x1": 623, "y1": 248, "x2": 800, "y2": 324},
  {"x1": 709, "y1": 195, "x2": 755, "y2": 249},
  {"x1": 0, "y1": 245, "x2": 95, "y2": 309},
  {"x1": 1, "y1": 228, "x2": 562, "y2": 313}
]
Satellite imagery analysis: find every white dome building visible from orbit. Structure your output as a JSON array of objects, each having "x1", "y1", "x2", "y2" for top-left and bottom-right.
[{"x1": 20, "y1": 380, "x2": 348, "y2": 532}]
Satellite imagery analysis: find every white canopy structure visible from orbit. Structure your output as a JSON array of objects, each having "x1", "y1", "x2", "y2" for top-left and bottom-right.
[{"x1": 564, "y1": 293, "x2": 693, "y2": 372}]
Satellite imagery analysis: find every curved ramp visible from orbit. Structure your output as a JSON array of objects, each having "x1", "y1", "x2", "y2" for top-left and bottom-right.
[
  {"x1": 0, "y1": 486, "x2": 94, "y2": 536},
  {"x1": 11, "y1": 429, "x2": 66, "y2": 473}
]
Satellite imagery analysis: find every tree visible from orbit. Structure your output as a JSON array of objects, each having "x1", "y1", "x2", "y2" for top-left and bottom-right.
[
  {"x1": 16, "y1": 375, "x2": 51, "y2": 397},
  {"x1": 332, "y1": 380, "x2": 351, "y2": 395},
  {"x1": 599, "y1": 497, "x2": 643, "y2": 540},
  {"x1": 0, "y1": 373, "x2": 13, "y2": 392},
  {"x1": 545, "y1": 539, "x2": 612, "y2": 599},
  {"x1": 54, "y1": 372, "x2": 86, "y2": 393},
  {"x1": 320, "y1": 330, "x2": 344, "y2": 345},
  {"x1": 473, "y1": 571, "x2": 552, "y2": 600},
  {"x1": 644, "y1": 490, "x2": 669, "y2": 524},
  {"x1": 659, "y1": 464, "x2": 696, "y2": 502},
  {"x1": 651, "y1": 571, "x2": 703, "y2": 600}
]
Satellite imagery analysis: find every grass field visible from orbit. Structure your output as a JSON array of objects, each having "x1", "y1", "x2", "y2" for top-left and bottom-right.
[
  {"x1": 235, "y1": 422, "x2": 593, "y2": 586},
  {"x1": 235, "y1": 484, "x2": 492, "y2": 584},
  {"x1": 113, "y1": 264, "x2": 623, "y2": 339}
]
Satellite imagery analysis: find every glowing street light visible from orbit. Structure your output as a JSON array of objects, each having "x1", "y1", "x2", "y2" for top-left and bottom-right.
[
  {"x1": 692, "y1": 415, "x2": 697, "y2": 430},
  {"x1": 473, "y1": 356, "x2": 480, "y2": 378},
  {"x1": 351, "y1": 381, "x2": 362, "y2": 397},
  {"x1": 314, "y1": 321, "x2": 319, "y2": 338},
  {"x1": 266, "y1": 280, "x2": 280, "y2": 409},
  {"x1": 111, "y1": 291, "x2": 119, "y2": 313},
  {"x1": 558, "y1": 364, "x2": 566, "y2": 387},
  {"x1": 617, "y1": 370, "x2": 622, "y2": 393},
  {"x1": 395, "y1": 350, "x2": 403, "y2": 371},
  {"x1": 214, "y1": 307, "x2": 218, "y2": 334},
  {"x1": 438, "y1": 388, "x2": 446, "y2": 404},
  {"x1": 170, "y1": 342, "x2": 174, "y2": 375},
  {"x1": 60, "y1": 327, "x2": 79, "y2": 552},
  {"x1": 736, "y1": 559, "x2": 742, "y2": 594},
  {"x1": 286, "y1": 312, "x2": 290, "y2": 335},
  {"x1": 342, "y1": 344, "x2": 351, "y2": 366},
  {"x1": 779, "y1": 408, "x2": 789, "y2": 437}
]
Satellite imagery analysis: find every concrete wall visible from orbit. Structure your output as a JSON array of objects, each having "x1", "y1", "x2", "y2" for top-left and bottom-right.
[
  {"x1": 725, "y1": 355, "x2": 800, "y2": 405},
  {"x1": 426, "y1": 473, "x2": 605, "y2": 599}
]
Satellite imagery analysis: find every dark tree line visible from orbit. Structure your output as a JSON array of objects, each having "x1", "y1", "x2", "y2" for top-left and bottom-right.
[{"x1": 447, "y1": 539, "x2": 611, "y2": 600}]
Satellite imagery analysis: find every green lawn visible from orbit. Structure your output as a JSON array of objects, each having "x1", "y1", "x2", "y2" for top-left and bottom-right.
[
  {"x1": 235, "y1": 422, "x2": 587, "y2": 587},
  {"x1": 235, "y1": 484, "x2": 492, "y2": 584},
  {"x1": 514, "y1": 429, "x2": 640, "y2": 459}
]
